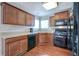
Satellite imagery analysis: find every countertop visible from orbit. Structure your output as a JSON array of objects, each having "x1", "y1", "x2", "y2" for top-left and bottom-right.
[{"x1": 1, "y1": 31, "x2": 54, "y2": 39}]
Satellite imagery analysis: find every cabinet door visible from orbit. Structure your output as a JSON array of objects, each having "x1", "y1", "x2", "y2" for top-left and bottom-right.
[
  {"x1": 20, "y1": 38, "x2": 28, "y2": 53},
  {"x1": 39, "y1": 34, "x2": 45, "y2": 43},
  {"x1": 36, "y1": 34, "x2": 39, "y2": 46},
  {"x1": 55, "y1": 11, "x2": 69, "y2": 20},
  {"x1": 17, "y1": 10, "x2": 26, "y2": 25},
  {"x1": 60, "y1": 11, "x2": 69, "y2": 19},
  {"x1": 49, "y1": 16, "x2": 56, "y2": 26},
  {"x1": 25, "y1": 13, "x2": 35, "y2": 26},
  {"x1": 54, "y1": 14, "x2": 60, "y2": 20},
  {"x1": 6, "y1": 41, "x2": 20, "y2": 56},
  {"x1": 3, "y1": 3, "x2": 18, "y2": 24},
  {"x1": 5, "y1": 35, "x2": 28, "y2": 56},
  {"x1": 46, "y1": 33, "x2": 53, "y2": 45},
  {"x1": 38, "y1": 33, "x2": 47, "y2": 45}
]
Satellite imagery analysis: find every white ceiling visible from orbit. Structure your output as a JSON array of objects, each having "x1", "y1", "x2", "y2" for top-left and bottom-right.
[{"x1": 7, "y1": 2, "x2": 73, "y2": 17}]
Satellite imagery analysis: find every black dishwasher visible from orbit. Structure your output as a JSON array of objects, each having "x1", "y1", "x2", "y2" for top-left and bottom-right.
[{"x1": 28, "y1": 34, "x2": 36, "y2": 51}]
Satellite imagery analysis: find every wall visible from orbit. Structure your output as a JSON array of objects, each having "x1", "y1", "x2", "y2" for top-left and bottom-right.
[
  {"x1": 7, "y1": 2, "x2": 73, "y2": 16},
  {"x1": 0, "y1": 5, "x2": 2, "y2": 55},
  {"x1": 0, "y1": 5, "x2": 1, "y2": 24},
  {"x1": 49, "y1": 2, "x2": 73, "y2": 17},
  {"x1": 33, "y1": 16, "x2": 39, "y2": 32}
]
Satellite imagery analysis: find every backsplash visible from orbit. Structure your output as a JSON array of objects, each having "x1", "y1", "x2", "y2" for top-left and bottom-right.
[{"x1": 0, "y1": 24, "x2": 30, "y2": 32}]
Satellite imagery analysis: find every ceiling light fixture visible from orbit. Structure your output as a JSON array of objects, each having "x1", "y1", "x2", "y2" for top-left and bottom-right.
[{"x1": 42, "y1": 2, "x2": 57, "y2": 10}]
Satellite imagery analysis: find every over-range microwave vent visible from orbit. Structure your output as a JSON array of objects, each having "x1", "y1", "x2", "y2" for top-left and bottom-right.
[{"x1": 55, "y1": 20, "x2": 67, "y2": 26}]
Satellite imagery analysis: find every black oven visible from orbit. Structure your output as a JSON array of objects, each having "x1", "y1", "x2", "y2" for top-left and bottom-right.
[{"x1": 54, "y1": 20, "x2": 68, "y2": 48}]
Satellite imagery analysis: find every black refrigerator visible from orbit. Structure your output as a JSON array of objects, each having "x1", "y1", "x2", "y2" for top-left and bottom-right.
[{"x1": 72, "y1": 2, "x2": 79, "y2": 56}]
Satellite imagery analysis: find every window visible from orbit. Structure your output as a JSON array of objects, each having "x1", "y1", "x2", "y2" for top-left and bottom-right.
[
  {"x1": 41, "y1": 20, "x2": 49, "y2": 28},
  {"x1": 33, "y1": 17, "x2": 39, "y2": 28}
]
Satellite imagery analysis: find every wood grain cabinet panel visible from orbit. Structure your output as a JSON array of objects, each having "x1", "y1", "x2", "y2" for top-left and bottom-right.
[
  {"x1": 2, "y1": 3, "x2": 35, "y2": 26},
  {"x1": 20, "y1": 38, "x2": 28, "y2": 53},
  {"x1": 17, "y1": 10, "x2": 26, "y2": 25},
  {"x1": 3, "y1": 3, "x2": 18, "y2": 25},
  {"x1": 25, "y1": 13, "x2": 35, "y2": 26},
  {"x1": 49, "y1": 16, "x2": 56, "y2": 27},
  {"x1": 55, "y1": 11, "x2": 69, "y2": 20},
  {"x1": 49, "y1": 11, "x2": 69, "y2": 26},
  {"x1": 5, "y1": 39, "x2": 20, "y2": 56},
  {"x1": 5, "y1": 35, "x2": 28, "y2": 56},
  {"x1": 37, "y1": 33, "x2": 53, "y2": 46},
  {"x1": 10, "y1": 41, "x2": 20, "y2": 56},
  {"x1": 46, "y1": 33, "x2": 53, "y2": 45},
  {"x1": 38, "y1": 33, "x2": 46, "y2": 45}
]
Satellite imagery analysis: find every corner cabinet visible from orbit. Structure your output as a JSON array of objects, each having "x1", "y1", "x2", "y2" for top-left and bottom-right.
[
  {"x1": 5, "y1": 35, "x2": 28, "y2": 56},
  {"x1": 2, "y1": 3, "x2": 35, "y2": 26}
]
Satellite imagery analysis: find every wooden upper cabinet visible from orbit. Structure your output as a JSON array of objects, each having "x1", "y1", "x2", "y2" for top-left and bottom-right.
[
  {"x1": 25, "y1": 13, "x2": 35, "y2": 26},
  {"x1": 3, "y1": 3, "x2": 18, "y2": 25},
  {"x1": 17, "y1": 10, "x2": 26, "y2": 25},
  {"x1": 49, "y1": 16, "x2": 56, "y2": 27},
  {"x1": 55, "y1": 11, "x2": 69, "y2": 20},
  {"x1": 2, "y1": 3, "x2": 35, "y2": 26},
  {"x1": 49, "y1": 11, "x2": 70, "y2": 26}
]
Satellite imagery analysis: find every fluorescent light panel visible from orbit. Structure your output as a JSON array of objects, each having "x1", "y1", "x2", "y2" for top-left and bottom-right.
[{"x1": 42, "y1": 2, "x2": 57, "y2": 10}]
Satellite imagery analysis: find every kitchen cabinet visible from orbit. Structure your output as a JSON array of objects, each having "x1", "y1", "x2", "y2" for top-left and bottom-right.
[
  {"x1": 55, "y1": 11, "x2": 69, "y2": 20},
  {"x1": 49, "y1": 16, "x2": 56, "y2": 27},
  {"x1": 3, "y1": 3, "x2": 18, "y2": 25},
  {"x1": 46, "y1": 33, "x2": 53, "y2": 45},
  {"x1": 19, "y1": 38, "x2": 28, "y2": 53},
  {"x1": 36, "y1": 33, "x2": 39, "y2": 46},
  {"x1": 26, "y1": 13, "x2": 35, "y2": 26},
  {"x1": 2, "y1": 3, "x2": 35, "y2": 26},
  {"x1": 38, "y1": 33, "x2": 47, "y2": 45},
  {"x1": 49, "y1": 11, "x2": 70, "y2": 26},
  {"x1": 5, "y1": 35, "x2": 28, "y2": 56},
  {"x1": 36, "y1": 33, "x2": 53, "y2": 46},
  {"x1": 17, "y1": 10, "x2": 26, "y2": 25}
]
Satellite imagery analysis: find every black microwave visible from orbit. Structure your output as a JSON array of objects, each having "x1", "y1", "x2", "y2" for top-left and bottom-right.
[{"x1": 55, "y1": 20, "x2": 67, "y2": 26}]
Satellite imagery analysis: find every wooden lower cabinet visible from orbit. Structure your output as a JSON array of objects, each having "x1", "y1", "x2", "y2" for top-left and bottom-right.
[
  {"x1": 36, "y1": 33, "x2": 53, "y2": 46},
  {"x1": 20, "y1": 39, "x2": 28, "y2": 53},
  {"x1": 5, "y1": 35, "x2": 28, "y2": 56}
]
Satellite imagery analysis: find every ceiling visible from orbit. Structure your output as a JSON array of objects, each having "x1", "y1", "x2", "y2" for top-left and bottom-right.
[{"x1": 7, "y1": 2, "x2": 73, "y2": 17}]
